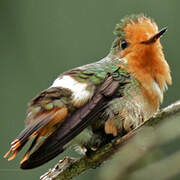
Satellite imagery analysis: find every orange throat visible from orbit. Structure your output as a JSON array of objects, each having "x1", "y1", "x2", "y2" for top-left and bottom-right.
[{"x1": 125, "y1": 42, "x2": 171, "y2": 110}]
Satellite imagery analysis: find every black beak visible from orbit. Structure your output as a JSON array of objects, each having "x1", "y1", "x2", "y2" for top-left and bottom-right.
[{"x1": 141, "y1": 27, "x2": 167, "y2": 44}]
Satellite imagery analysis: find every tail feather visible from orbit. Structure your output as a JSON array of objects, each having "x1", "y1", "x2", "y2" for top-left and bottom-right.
[
  {"x1": 4, "y1": 109, "x2": 66, "y2": 162},
  {"x1": 20, "y1": 78, "x2": 120, "y2": 169},
  {"x1": 5, "y1": 76, "x2": 121, "y2": 169}
]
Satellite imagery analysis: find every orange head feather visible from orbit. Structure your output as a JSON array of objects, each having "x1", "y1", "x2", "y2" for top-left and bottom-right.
[{"x1": 112, "y1": 14, "x2": 172, "y2": 109}]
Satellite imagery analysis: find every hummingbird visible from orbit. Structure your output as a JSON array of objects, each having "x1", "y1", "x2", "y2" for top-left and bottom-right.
[{"x1": 4, "y1": 14, "x2": 171, "y2": 169}]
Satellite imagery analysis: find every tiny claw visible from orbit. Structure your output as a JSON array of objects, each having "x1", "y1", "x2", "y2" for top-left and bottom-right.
[
  {"x1": 8, "y1": 150, "x2": 18, "y2": 161},
  {"x1": 20, "y1": 152, "x2": 29, "y2": 165}
]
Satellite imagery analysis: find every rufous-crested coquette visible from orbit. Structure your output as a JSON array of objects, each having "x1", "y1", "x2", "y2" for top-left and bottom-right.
[{"x1": 4, "y1": 14, "x2": 172, "y2": 169}]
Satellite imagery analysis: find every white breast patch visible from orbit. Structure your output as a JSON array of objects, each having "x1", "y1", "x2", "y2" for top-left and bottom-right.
[
  {"x1": 51, "y1": 75, "x2": 93, "y2": 107},
  {"x1": 153, "y1": 80, "x2": 163, "y2": 103}
]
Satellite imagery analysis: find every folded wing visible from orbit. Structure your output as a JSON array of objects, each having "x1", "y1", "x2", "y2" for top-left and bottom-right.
[{"x1": 21, "y1": 76, "x2": 120, "y2": 169}]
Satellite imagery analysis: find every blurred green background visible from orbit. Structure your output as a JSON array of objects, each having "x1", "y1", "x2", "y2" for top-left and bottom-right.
[{"x1": 0, "y1": 0, "x2": 180, "y2": 179}]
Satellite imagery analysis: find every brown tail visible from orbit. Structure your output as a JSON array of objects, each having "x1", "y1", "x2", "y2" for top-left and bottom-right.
[{"x1": 4, "y1": 108, "x2": 67, "y2": 164}]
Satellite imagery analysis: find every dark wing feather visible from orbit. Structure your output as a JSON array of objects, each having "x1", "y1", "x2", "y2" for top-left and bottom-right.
[
  {"x1": 16, "y1": 111, "x2": 56, "y2": 151},
  {"x1": 21, "y1": 77, "x2": 120, "y2": 169}
]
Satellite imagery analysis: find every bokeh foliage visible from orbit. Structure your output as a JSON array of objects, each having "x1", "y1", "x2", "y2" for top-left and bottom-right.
[{"x1": 0, "y1": 0, "x2": 180, "y2": 179}]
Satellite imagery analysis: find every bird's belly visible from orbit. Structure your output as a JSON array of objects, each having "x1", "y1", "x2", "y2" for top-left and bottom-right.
[
  {"x1": 105, "y1": 88, "x2": 158, "y2": 135},
  {"x1": 66, "y1": 87, "x2": 158, "y2": 153}
]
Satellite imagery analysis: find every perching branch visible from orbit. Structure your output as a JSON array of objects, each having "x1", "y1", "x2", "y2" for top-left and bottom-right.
[{"x1": 40, "y1": 100, "x2": 180, "y2": 180}]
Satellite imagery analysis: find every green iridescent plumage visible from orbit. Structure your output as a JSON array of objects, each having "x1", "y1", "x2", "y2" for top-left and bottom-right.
[
  {"x1": 26, "y1": 87, "x2": 73, "y2": 124},
  {"x1": 111, "y1": 14, "x2": 144, "y2": 54},
  {"x1": 113, "y1": 14, "x2": 144, "y2": 37},
  {"x1": 69, "y1": 62, "x2": 130, "y2": 87}
]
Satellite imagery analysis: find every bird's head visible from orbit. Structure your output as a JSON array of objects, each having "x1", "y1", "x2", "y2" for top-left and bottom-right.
[
  {"x1": 111, "y1": 14, "x2": 172, "y2": 107},
  {"x1": 112, "y1": 14, "x2": 166, "y2": 58}
]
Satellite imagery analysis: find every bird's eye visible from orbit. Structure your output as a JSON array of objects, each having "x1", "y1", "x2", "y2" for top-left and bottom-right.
[{"x1": 121, "y1": 40, "x2": 128, "y2": 50}]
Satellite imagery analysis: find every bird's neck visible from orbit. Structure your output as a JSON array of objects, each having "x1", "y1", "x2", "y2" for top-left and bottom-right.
[{"x1": 118, "y1": 44, "x2": 171, "y2": 110}]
